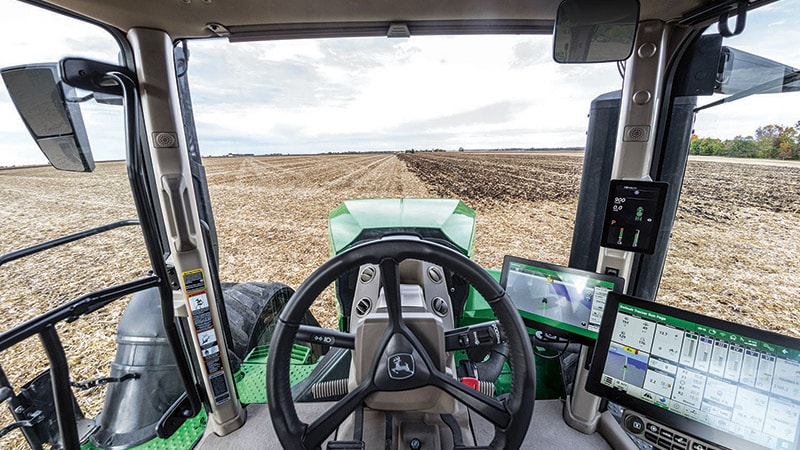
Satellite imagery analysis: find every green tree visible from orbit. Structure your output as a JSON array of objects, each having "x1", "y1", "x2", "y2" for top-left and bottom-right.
[
  {"x1": 755, "y1": 124, "x2": 799, "y2": 160},
  {"x1": 690, "y1": 137, "x2": 724, "y2": 156},
  {"x1": 723, "y1": 135, "x2": 759, "y2": 158}
]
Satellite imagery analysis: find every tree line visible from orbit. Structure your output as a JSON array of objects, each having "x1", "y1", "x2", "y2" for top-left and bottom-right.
[{"x1": 690, "y1": 121, "x2": 800, "y2": 160}]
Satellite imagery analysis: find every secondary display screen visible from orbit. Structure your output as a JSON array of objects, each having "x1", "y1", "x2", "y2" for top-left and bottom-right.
[
  {"x1": 601, "y1": 180, "x2": 668, "y2": 254},
  {"x1": 500, "y1": 256, "x2": 624, "y2": 344},
  {"x1": 587, "y1": 293, "x2": 800, "y2": 450}
]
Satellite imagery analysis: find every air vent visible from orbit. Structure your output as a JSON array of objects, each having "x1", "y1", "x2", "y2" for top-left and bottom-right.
[
  {"x1": 427, "y1": 267, "x2": 443, "y2": 283},
  {"x1": 432, "y1": 297, "x2": 449, "y2": 317},
  {"x1": 355, "y1": 297, "x2": 372, "y2": 316},
  {"x1": 360, "y1": 266, "x2": 376, "y2": 283}
]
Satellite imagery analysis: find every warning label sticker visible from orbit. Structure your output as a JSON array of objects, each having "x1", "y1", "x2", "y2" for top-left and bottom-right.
[
  {"x1": 197, "y1": 329, "x2": 217, "y2": 349},
  {"x1": 205, "y1": 357, "x2": 223, "y2": 374},
  {"x1": 201, "y1": 344, "x2": 220, "y2": 359},
  {"x1": 182, "y1": 269, "x2": 206, "y2": 293},
  {"x1": 188, "y1": 292, "x2": 213, "y2": 333},
  {"x1": 189, "y1": 292, "x2": 209, "y2": 311},
  {"x1": 182, "y1": 269, "x2": 230, "y2": 405},
  {"x1": 209, "y1": 372, "x2": 230, "y2": 405}
]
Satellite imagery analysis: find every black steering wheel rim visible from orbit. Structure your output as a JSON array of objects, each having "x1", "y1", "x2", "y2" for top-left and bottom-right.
[{"x1": 267, "y1": 236, "x2": 535, "y2": 449}]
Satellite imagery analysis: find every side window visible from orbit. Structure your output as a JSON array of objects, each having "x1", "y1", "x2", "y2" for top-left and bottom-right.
[
  {"x1": 1, "y1": 0, "x2": 123, "y2": 166},
  {"x1": 660, "y1": 1, "x2": 800, "y2": 336},
  {"x1": 0, "y1": 1, "x2": 144, "y2": 444}
]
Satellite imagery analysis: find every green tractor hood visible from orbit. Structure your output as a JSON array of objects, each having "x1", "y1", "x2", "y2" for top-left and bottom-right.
[{"x1": 328, "y1": 198, "x2": 476, "y2": 256}]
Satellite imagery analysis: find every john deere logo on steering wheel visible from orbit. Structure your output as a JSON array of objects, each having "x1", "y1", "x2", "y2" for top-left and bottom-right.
[{"x1": 388, "y1": 353, "x2": 415, "y2": 380}]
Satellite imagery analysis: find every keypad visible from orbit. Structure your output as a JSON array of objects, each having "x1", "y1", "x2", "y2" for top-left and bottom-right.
[{"x1": 620, "y1": 410, "x2": 727, "y2": 450}]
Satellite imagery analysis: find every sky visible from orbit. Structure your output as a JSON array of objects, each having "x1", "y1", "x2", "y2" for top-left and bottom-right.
[{"x1": 1, "y1": 0, "x2": 799, "y2": 167}]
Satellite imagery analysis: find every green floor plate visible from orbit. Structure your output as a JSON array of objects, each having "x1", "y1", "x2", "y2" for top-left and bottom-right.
[
  {"x1": 236, "y1": 344, "x2": 318, "y2": 404},
  {"x1": 80, "y1": 411, "x2": 207, "y2": 450}
]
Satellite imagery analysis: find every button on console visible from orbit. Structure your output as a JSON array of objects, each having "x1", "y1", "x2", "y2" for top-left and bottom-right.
[{"x1": 626, "y1": 415, "x2": 645, "y2": 434}]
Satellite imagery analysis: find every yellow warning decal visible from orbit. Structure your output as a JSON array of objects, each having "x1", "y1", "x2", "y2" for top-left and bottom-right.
[{"x1": 182, "y1": 268, "x2": 206, "y2": 294}]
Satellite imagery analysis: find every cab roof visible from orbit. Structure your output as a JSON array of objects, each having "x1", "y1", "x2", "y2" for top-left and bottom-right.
[{"x1": 26, "y1": 0, "x2": 746, "y2": 40}]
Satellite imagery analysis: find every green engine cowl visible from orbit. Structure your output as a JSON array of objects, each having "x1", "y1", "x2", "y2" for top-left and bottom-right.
[{"x1": 327, "y1": 198, "x2": 477, "y2": 256}]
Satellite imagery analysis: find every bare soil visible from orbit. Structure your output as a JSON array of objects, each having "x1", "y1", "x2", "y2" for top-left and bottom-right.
[{"x1": 0, "y1": 152, "x2": 798, "y2": 448}]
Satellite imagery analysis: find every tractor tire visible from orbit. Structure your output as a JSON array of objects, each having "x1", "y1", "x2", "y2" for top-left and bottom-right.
[{"x1": 221, "y1": 282, "x2": 319, "y2": 370}]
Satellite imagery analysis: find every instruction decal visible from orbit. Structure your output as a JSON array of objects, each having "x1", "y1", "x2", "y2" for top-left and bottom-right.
[
  {"x1": 197, "y1": 328, "x2": 218, "y2": 349},
  {"x1": 209, "y1": 372, "x2": 231, "y2": 405},
  {"x1": 189, "y1": 292, "x2": 213, "y2": 333},
  {"x1": 182, "y1": 268, "x2": 230, "y2": 405},
  {"x1": 182, "y1": 268, "x2": 206, "y2": 293},
  {"x1": 205, "y1": 357, "x2": 223, "y2": 374}
]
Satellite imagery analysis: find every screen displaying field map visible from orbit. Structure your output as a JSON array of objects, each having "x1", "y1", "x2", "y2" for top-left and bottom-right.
[{"x1": 503, "y1": 257, "x2": 620, "y2": 341}]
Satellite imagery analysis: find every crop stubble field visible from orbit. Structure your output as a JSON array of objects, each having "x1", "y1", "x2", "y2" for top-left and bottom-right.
[{"x1": 0, "y1": 152, "x2": 799, "y2": 447}]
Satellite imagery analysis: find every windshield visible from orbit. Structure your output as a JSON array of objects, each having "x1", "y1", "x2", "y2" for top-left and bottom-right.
[
  {"x1": 182, "y1": 22, "x2": 800, "y2": 334},
  {"x1": 187, "y1": 35, "x2": 622, "y2": 154},
  {"x1": 185, "y1": 35, "x2": 623, "y2": 327}
]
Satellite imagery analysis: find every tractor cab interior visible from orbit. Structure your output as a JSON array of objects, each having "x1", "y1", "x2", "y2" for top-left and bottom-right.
[{"x1": 1, "y1": 0, "x2": 800, "y2": 449}]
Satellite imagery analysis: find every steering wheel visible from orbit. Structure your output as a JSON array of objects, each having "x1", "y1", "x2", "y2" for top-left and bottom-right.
[{"x1": 267, "y1": 236, "x2": 535, "y2": 449}]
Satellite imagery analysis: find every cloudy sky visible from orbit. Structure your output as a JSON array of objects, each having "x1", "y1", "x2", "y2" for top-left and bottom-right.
[{"x1": 1, "y1": 0, "x2": 798, "y2": 167}]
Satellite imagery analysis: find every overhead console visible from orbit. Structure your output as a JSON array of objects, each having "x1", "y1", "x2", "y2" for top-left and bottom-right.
[
  {"x1": 500, "y1": 255, "x2": 624, "y2": 345},
  {"x1": 587, "y1": 293, "x2": 800, "y2": 450}
]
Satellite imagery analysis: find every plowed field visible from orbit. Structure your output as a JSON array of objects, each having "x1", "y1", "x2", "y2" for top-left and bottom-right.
[{"x1": 1, "y1": 152, "x2": 799, "y2": 448}]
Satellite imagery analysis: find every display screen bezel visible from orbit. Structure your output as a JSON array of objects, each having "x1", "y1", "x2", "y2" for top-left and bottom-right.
[
  {"x1": 587, "y1": 293, "x2": 800, "y2": 450},
  {"x1": 499, "y1": 255, "x2": 624, "y2": 345}
]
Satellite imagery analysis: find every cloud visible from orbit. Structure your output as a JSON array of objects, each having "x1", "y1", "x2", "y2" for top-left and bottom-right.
[
  {"x1": 393, "y1": 101, "x2": 531, "y2": 131},
  {"x1": 184, "y1": 34, "x2": 625, "y2": 156},
  {"x1": 2, "y1": 0, "x2": 800, "y2": 165}
]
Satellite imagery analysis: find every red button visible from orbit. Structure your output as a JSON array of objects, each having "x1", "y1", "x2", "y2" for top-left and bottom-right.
[{"x1": 461, "y1": 377, "x2": 480, "y2": 390}]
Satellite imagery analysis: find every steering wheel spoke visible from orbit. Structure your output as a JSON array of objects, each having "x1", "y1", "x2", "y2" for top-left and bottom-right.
[
  {"x1": 302, "y1": 380, "x2": 375, "y2": 448},
  {"x1": 378, "y1": 258, "x2": 403, "y2": 327}
]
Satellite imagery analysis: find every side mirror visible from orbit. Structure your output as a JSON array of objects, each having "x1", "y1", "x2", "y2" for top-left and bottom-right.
[
  {"x1": 553, "y1": 0, "x2": 640, "y2": 64},
  {"x1": 1, "y1": 63, "x2": 94, "y2": 172},
  {"x1": 717, "y1": 46, "x2": 800, "y2": 95}
]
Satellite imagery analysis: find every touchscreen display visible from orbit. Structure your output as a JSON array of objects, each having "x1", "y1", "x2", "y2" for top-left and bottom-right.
[
  {"x1": 500, "y1": 255, "x2": 623, "y2": 344},
  {"x1": 588, "y1": 293, "x2": 800, "y2": 450}
]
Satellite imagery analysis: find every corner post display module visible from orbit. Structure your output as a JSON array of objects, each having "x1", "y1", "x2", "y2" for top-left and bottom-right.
[{"x1": 601, "y1": 180, "x2": 668, "y2": 254}]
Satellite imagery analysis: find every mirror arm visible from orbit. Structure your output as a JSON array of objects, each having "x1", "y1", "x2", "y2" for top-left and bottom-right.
[
  {"x1": 718, "y1": 0, "x2": 747, "y2": 37},
  {"x1": 65, "y1": 93, "x2": 95, "y2": 103},
  {"x1": 60, "y1": 58, "x2": 134, "y2": 96}
]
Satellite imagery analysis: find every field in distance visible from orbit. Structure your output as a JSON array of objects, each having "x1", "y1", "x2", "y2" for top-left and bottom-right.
[{"x1": 0, "y1": 151, "x2": 798, "y2": 444}]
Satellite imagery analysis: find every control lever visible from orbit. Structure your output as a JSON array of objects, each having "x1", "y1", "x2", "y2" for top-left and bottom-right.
[
  {"x1": 445, "y1": 321, "x2": 505, "y2": 361},
  {"x1": 294, "y1": 321, "x2": 508, "y2": 353},
  {"x1": 531, "y1": 331, "x2": 582, "y2": 354}
]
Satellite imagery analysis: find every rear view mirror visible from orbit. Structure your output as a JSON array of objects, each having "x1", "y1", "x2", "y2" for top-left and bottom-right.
[
  {"x1": 1, "y1": 63, "x2": 94, "y2": 172},
  {"x1": 553, "y1": 0, "x2": 640, "y2": 63}
]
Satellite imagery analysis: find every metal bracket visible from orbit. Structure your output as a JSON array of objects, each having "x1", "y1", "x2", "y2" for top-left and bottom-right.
[
  {"x1": 206, "y1": 22, "x2": 231, "y2": 37},
  {"x1": 0, "y1": 410, "x2": 43, "y2": 438},
  {"x1": 70, "y1": 372, "x2": 139, "y2": 391},
  {"x1": 60, "y1": 58, "x2": 135, "y2": 96}
]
